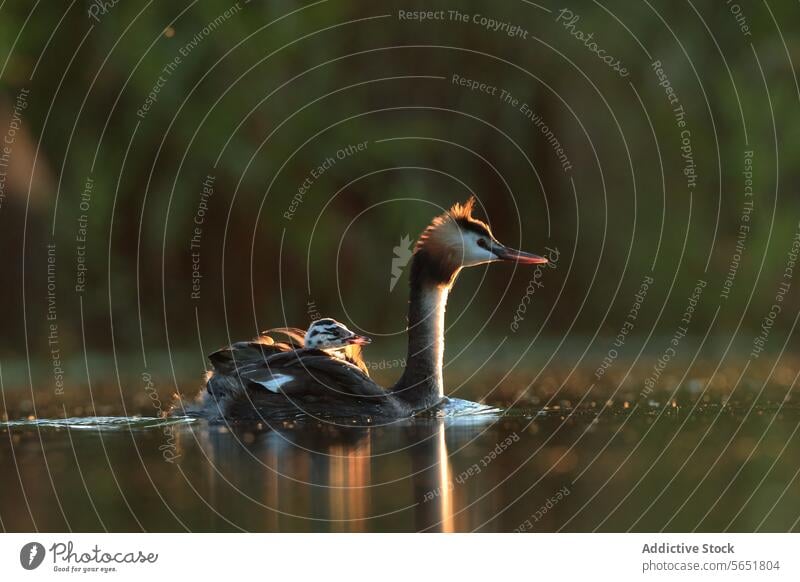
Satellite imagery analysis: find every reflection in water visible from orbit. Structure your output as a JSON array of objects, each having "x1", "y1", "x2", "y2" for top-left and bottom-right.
[
  {"x1": 190, "y1": 420, "x2": 468, "y2": 532},
  {"x1": 327, "y1": 438, "x2": 371, "y2": 529},
  {"x1": 2, "y1": 409, "x2": 800, "y2": 532},
  {"x1": 408, "y1": 423, "x2": 455, "y2": 533},
  {"x1": 436, "y1": 426, "x2": 454, "y2": 533}
]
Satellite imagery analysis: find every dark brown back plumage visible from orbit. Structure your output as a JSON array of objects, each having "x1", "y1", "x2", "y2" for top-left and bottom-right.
[{"x1": 173, "y1": 326, "x2": 404, "y2": 421}]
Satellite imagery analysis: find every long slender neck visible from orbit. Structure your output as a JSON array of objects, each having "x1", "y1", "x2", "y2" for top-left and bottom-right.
[{"x1": 392, "y1": 252, "x2": 457, "y2": 410}]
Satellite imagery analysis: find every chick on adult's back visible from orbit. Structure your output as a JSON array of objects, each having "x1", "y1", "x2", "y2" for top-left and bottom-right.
[{"x1": 172, "y1": 198, "x2": 547, "y2": 421}]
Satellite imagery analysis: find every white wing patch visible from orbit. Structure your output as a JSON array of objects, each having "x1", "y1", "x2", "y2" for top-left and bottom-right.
[{"x1": 253, "y1": 373, "x2": 294, "y2": 393}]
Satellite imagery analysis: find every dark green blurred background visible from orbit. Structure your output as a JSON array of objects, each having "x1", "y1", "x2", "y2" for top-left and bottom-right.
[{"x1": 1, "y1": 0, "x2": 798, "y2": 409}]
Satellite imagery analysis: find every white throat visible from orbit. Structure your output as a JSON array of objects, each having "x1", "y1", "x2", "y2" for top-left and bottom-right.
[{"x1": 414, "y1": 285, "x2": 450, "y2": 400}]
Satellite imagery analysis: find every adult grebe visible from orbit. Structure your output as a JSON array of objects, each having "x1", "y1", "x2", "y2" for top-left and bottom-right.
[{"x1": 174, "y1": 198, "x2": 547, "y2": 421}]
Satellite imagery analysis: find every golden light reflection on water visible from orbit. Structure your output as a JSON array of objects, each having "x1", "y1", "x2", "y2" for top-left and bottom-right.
[
  {"x1": 437, "y1": 426, "x2": 455, "y2": 533},
  {"x1": 2, "y1": 407, "x2": 800, "y2": 532},
  {"x1": 179, "y1": 421, "x2": 467, "y2": 532},
  {"x1": 328, "y1": 439, "x2": 371, "y2": 531}
]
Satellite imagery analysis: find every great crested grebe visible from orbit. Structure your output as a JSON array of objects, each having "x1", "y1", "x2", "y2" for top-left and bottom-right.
[{"x1": 175, "y1": 198, "x2": 547, "y2": 421}]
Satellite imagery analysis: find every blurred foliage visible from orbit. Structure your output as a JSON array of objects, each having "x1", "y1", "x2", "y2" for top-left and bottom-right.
[{"x1": 0, "y1": 0, "x2": 798, "y2": 369}]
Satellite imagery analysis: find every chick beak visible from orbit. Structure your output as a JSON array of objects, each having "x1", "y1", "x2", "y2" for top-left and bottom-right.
[
  {"x1": 346, "y1": 334, "x2": 372, "y2": 346},
  {"x1": 493, "y1": 242, "x2": 549, "y2": 265}
]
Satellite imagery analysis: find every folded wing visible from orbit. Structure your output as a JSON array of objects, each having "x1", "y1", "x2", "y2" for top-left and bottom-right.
[{"x1": 207, "y1": 335, "x2": 384, "y2": 400}]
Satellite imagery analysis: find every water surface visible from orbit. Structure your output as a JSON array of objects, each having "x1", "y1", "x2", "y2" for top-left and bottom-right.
[{"x1": 2, "y1": 403, "x2": 798, "y2": 532}]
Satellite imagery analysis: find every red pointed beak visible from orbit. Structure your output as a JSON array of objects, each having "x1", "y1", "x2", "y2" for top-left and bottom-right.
[
  {"x1": 346, "y1": 335, "x2": 372, "y2": 346},
  {"x1": 494, "y1": 245, "x2": 549, "y2": 265}
]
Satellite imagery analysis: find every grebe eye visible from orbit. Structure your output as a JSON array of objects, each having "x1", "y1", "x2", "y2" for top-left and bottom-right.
[{"x1": 477, "y1": 238, "x2": 488, "y2": 249}]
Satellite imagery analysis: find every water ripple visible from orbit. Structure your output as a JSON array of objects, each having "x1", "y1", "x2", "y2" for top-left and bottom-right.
[{"x1": 1, "y1": 416, "x2": 197, "y2": 431}]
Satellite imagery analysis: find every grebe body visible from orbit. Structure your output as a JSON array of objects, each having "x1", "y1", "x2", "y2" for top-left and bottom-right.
[{"x1": 173, "y1": 198, "x2": 546, "y2": 421}]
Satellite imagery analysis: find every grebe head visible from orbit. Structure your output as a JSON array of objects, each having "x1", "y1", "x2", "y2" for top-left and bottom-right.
[
  {"x1": 414, "y1": 197, "x2": 548, "y2": 285},
  {"x1": 304, "y1": 318, "x2": 371, "y2": 350}
]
